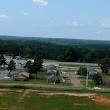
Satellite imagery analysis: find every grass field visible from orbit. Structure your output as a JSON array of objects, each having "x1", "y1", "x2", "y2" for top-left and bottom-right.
[{"x1": 0, "y1": 89, "x2": 110, "y2": 110}]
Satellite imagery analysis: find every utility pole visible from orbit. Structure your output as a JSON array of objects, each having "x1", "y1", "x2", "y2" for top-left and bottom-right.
[{"x1": 86, "y1": 65, "x2": 89, "y2": 87}]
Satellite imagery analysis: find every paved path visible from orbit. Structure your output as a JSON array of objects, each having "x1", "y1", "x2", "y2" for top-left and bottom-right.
[{"x1": 68, "y1": 72, "x2": 83, "y2": 88}]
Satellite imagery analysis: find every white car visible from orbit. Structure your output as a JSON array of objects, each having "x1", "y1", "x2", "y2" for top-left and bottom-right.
[
  {"x1": 93, "y1": 87, "x2": 101, "y2": 90},
  {"x1": 4, "y1": 76, "x2": 10, "y2": 79}
]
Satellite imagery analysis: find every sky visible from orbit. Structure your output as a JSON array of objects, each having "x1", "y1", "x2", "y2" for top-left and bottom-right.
[{"x1": 0, "y1": 0, "x2": 110, "y2": 40}]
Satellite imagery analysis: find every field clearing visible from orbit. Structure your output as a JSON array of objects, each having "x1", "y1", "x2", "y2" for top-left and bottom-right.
[{"x1": 0, "y1": 89, "x2": 110, "y2": 110}]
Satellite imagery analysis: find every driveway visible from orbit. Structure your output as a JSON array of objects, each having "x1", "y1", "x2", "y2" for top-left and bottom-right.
[{"x1": 68, "y1": 72, "x2": 83, "y2": 88}]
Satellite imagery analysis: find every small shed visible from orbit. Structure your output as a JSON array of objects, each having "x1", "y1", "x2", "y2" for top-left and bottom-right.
[
  {"x1": 47, "y1": 75, "x2": 60, "y2": 83},
  {"x1": 15, "y1": 72, "x2": 30, "y2": 81}
]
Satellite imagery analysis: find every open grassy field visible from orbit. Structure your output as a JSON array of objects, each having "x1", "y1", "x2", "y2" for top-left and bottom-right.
[{"x1": 0, "y1": 88, "x2": 110, "y2": 110}]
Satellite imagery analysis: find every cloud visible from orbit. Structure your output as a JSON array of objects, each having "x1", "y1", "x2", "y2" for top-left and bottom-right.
[
  {"x1": 100, "y1": 19, "x2": 110, "y2": 29},
  {"x1": 32, "y1": 0, "x2": 48, "y2": 6},
  {"x1": 0, "y1": 14, "x2": 8, "y2": 19},
  {"x1": 72, "y1": 21, "x2": 80, "y2": 27}
]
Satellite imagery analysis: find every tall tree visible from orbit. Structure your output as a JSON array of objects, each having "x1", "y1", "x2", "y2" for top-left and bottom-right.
[
  {"x1": 7, "y1": 60, "x2": 16, "y2": 72},
  {"x1": 24, "y1": 60, "x2": 32, "y2": 69},
  {"x1": 98, "y1": 58, "x2": 110, "y2": 73},
  {"x1": 25, "y1": 57, "x2": 43, "y2": 80},
  {"x1": 0, "y1": 55, "x2": 6, "y2": 66},
  {"x1": 92, "y1": 74, "x2": 102, "y2": 85},
  {"x1": 77, "y1": 67, "x2": 87, "y2": 76}
]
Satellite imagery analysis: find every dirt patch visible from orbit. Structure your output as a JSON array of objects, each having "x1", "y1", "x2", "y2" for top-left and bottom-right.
[
  {"x1": 18, "y1": 89, "x2": 40, "y2": 102},
  {"x1": 37, "y1": 91, "x2": 96, "y2": 97},
  {"x1": 37, "y1": 91, "x2": 110, "y2": 104},
  {"x1": 0, "y1": 89, "x2": 23, "y2": 93},
  {"x1": 0, "y1": 91, "x2": 12, "y2": 95},
  {"x1": 89, "y1": 95, "x2": 110, "y2": 103},
  {"x1": 0, "y1": 89, "x2": 23, "y2": 95},
  {"x1": 18, "y1": 89, "x2": 32, "y2": 102}
]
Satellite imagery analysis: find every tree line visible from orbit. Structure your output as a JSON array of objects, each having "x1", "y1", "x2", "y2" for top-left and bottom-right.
[{"x1": 0, "y1": 40, "x2": 110, "y2": 63}]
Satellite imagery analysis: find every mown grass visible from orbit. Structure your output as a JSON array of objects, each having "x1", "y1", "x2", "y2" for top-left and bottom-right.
[
  {"x1": 0, "y1": 91, "x2": 21, "y2": 110},
  {"x1": 0, "y1": 89, "x2": 110, "y2": 110}
]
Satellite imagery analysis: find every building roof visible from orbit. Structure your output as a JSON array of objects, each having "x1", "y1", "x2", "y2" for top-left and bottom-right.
[
  {"x1": 47, "y1": 75, "x2": 59, "y2": 82},
  {"x1": 84, "y1": 66, "x2": 96, "y2": 75},
  {"x1": 47, "y1": 65, "x2": 57, "y2": 70},
  {"x1": 103, "y1": 79, "x2": 110, "y2": 84},
  {"x1": 47, "y1": 70, "x2": 57, "y2": 75},
  {"x1": 18, "y1": 72, "x2": 30, "y2": 77}
]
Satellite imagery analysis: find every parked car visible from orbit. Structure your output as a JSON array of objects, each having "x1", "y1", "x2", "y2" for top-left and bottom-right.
[
  {"x1": 4, "y1": 76, "x2": 10, "y2": 79},
  {"x1": 93, "y1": 87, "x2": 101, "y2": 90}
]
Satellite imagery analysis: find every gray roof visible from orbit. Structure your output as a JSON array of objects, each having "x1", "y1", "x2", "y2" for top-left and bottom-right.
[
  {"x1": 85, "y1": 66, "x2": 96, "y2": 72},
  {"x1": 47, "y1": 65, "x2": 57, "y2": 70},
  {"x1": 84, "y1": 66, "x2": 96, "y2": 76},
  {"x1": 47, "y1": 70, "x2": 57, "y2": 75},
  {"x1": 47, "y1": 75, "x2": 59, "y2": 82},
  {"x1": 18, "y1": 72, "x2": 30, "y2": 77},
  {"x1": 103, "y1": 79, "x2": 110, "y2": 85}
]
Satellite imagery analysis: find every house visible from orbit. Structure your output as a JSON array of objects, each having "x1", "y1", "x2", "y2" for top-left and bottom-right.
[
  {"x1": 85, "y1": 66, "x2": 97, "y2": 76},
  {"x1": 14, "y1": 72, "x2": 30, "y2": 81},
  {"x1": 102, "y1": 79, "x2": 110, "y2": 85},
  {"x1": 47, "y1": 74, "x2": 60, "y2": 83},
  {"x1": 47, "y1": 70, "x2": 57, "y2": 76},
  {"x1": 47, "y1": 65, "x2": 57, "y2": 73}
]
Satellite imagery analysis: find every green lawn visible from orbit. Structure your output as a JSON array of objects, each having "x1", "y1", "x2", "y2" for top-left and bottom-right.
[{"x1": 0, "y1": 89, "x2": 110, "y2": 110}]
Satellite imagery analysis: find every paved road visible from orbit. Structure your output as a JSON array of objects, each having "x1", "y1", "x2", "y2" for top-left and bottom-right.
[{"x1": 0, "y1": 83, "x2": 84, "y2": 90}]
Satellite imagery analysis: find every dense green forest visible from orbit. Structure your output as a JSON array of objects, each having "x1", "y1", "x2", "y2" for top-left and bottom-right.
[
  {"x1": 0, "y1": 35, "x2": 110, "y2": 63},
  {"x1": 1, "y1": 35, "x2": 110, "y2": 48}
]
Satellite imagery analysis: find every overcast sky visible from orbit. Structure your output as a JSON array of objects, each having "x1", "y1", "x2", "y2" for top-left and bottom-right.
[{"x1": 0, "y1": 0, "x2": 110, "y2": 40}]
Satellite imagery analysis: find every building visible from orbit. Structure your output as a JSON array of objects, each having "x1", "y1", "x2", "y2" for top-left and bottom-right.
[
  {"x1": 47, "y1": 70, "x2": 57, "y2": 76},
  {"x1": 85, "y1": 66, "x2": 97, "y2": 76},
  {"x1": 47, "y1": 74, "x2": 60, "y2": 83},
  {"x1": 14, "y1": 72, "x2": 30, "y2": 81},
  {"x1": 47, "y1": 64, "x2": 57, "y2": 73}
]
